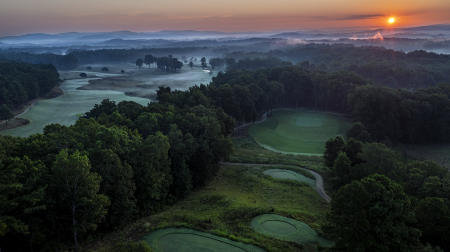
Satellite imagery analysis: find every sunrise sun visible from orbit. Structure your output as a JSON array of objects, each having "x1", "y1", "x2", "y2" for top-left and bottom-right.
[{"x1": 387, "y1": 17, "x2": 396, "y2": 25}]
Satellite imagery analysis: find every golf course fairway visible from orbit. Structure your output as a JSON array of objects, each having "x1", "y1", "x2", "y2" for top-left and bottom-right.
[
  {"x1": 251, "y1": 214, "x2": 333, "y2": 247},
  {"x1": 249, "y1": 109, "x2": 351, "y2": 155},
  {"x1": 263, "y1": 169, "x2": 315, "y2": 187},
  {"x1": 144, "y1": 228, "x2": 265, "y2": 252}
]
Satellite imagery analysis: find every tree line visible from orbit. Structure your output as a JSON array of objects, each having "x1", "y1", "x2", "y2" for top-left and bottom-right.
[
  {"x1": 0, "y1": 61, "x2": 60, "y2": 117},
  {"x1": 0, "y1": 97, "x2": 232, "y2": 251},
  {"x1": 227, "y1": 44, "x2": 450, "y2": 89}
]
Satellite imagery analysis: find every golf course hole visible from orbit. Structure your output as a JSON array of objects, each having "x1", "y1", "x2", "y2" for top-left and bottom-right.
[
  {"x1": 144, "y1": 227, "x2": 265, "y2": 252},
  {"x1": 260, "y1": 220, "x2": 297, "y2": 235},
  {"x1": 251, "y1": 214, "x2": 334, "y2": 247},
  {"x1": 249, "y1": 109, "x2": 350, "y2": 155},
  {"x1": 263, "y1": 169, "x2": 315, "y2": 187}
]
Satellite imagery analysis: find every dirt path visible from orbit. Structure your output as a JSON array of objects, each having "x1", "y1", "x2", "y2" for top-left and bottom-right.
[{"x1": 221, "y1": 162, "x2": 331, "y2": 203}]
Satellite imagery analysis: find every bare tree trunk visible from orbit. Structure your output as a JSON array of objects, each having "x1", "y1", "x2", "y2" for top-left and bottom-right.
[{"x1": 72, "y1": 203, "x2": 79, "y2": 252}]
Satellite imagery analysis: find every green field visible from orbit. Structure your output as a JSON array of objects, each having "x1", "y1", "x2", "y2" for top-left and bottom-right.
[
  {"x1": 251, "y1": 214, "x2": 333, "y2": 247},
  {"x1": 249, "y1": 109, "x2": 351, "y2": 155},
  {"x1": 144, "y1": 228, "x2": 264, "y2": 252}
]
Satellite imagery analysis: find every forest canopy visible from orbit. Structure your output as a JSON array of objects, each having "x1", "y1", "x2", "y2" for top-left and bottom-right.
[{"x1": 0, "y1": 60, "x2": 59, "y2": 112}]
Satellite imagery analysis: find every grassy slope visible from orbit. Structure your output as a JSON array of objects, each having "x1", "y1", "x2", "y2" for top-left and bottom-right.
[
  {"x1": 89, "y1": 166, "x2": 328, "y2": 251},
  {"x1": 230, "y1": 137, "x2": 326, "y2": 173},
  {"x1": 249, "y1": 109, "x2": 350, "y2": 155},
  {"x1": 88, "y1": 142, "x2": 330, "y2": 252}
]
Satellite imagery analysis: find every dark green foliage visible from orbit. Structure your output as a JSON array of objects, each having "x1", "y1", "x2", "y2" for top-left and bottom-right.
[
  {"x1": 0, "y1": 52, "x2": 78, "y2": 70},
  {"x1": 108, "y1": 241, "x2": 153, "y2": 252},
  {"x1": 231, "y1": 44, "x2": 450, "y2": 88},
  {"x1": 155, "y1": 55, "x2": 183, "y2": 72},
  {"x1": 331, "y1": 152, "x2": 352, "y2": 188},
  {"x1": 227, "y1": 57, "x2": 292, "y2": 71},
  {"x1": 132, "y1": 133, "x2": 171, "y2": 213},
  {"x1": 326, "y1": 137, "x2": 450, "y2": 250},
  {"x1": 47, "y1": 150, "x2": 109, "y2": 251},
  {"x1": 89, "y1": 149, "x2": 137, "y2": 228},
  {"x1": 324, "y1": 136, "x2": 345, "y2": 167},
  {"x1": 0, "y1": 104, "x2": 13, "y2": 121},
  {"x1": 326, "y1": 174, "x2": 419, "y2": 251},
  {"x1": 0, "y1": 156, "x2": 45, "y2": 236},
  {"x1": 0, "y1": 61, "x2": 59, "y2": 110},
  {"x1": 415, "y1": 197, "x2": 450, "y2": 251},
  {"x1": 347, "y1": 122, "x2": 371, "y2": 142}
]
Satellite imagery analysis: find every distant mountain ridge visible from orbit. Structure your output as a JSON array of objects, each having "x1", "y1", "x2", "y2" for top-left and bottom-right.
[{"x1": 1, "y1": 24, "x2": 449, "y2": 45}]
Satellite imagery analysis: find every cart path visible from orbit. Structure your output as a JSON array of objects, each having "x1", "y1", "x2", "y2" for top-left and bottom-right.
[{"x1": 220, "y1": 162, "x2": 331, "y2": 203}]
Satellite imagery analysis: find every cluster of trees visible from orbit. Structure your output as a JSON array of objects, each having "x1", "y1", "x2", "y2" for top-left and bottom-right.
[
  {"x1": 136, "y1": 55, "x2": 183, "y2": 72},
  {"x1": 0, "y1": 61, "x2": 60, "y2": 114},
  {"x1": 324, "y1": 137, "x2": 450, "y2": 251},
  {"x1": 0, "y1": 97, "x2": 232, "y2": 251}
]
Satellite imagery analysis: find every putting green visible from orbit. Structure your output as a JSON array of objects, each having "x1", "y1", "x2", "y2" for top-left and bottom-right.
[
  {"x1": 249, "y1": 109, "x2": 351, "y2": 155},
  {"x1": 251, "y1": 214, "x2": 333, "y2": 247},
  {"x1": 263, "y1": 169, "x2": 315, "y2": 187},
  {"x1": 144, "y1": 228, "x2": 265, "y2": 252}
]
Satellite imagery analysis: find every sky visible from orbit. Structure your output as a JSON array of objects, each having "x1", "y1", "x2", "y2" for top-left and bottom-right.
[{"x1": 0, "y1": 0, "x2": 449, "y2": 35}]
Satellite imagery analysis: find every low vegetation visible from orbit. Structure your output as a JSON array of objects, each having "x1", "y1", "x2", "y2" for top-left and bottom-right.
[{"x1": 90, "y1": 164, "x2": 329, "y2": 252}]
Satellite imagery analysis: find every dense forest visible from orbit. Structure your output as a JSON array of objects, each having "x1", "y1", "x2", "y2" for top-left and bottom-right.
[
  {"x1": 227, "y1": 44, "x2": 450, "y2": 88},
  {"x1": 0, "y1": 61, "x2": 60, "y2": 115},
  {"x1": 0, "y1": 97, "x2": 232, "y2": 251},
  {"x1": 323, "y1": 137, "x2": 450, "y2": 251}
]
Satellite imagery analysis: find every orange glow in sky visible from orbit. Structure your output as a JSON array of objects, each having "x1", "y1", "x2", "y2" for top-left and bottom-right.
[
  {"x1": 0, "y1": 0, "x2": 449, "y2": 35},
  {"x1": 388, "y1": 17, "x2": 396, "y2": 24}
]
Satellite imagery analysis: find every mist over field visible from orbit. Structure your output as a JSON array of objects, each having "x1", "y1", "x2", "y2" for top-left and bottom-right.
[{"x1": 1, "y1": 24, "x2": 450, "y2": 54}]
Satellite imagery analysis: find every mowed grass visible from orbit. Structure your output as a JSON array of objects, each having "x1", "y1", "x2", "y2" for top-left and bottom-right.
[
  {"x1": 251, "y1": 214, "x2": 334, "y2": 247},
  {"x1": 144, "y1": 227, "x2": 264, "y2": 252},
  {"x1": 249, "y1": 109, "x2": 351, "y2": 155},
  {"x1": 231, "y1": 137, "x2": 325, "y2": 172},
  {"x1": 89, "y1": 164, "x2": 330, "y2": 252}
]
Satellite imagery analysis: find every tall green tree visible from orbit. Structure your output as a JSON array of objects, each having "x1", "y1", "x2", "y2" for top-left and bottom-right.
[
  {"x1": 0, "y1": 156, "x2": 46, "y2": 251},
  {"x1": 48, "y1": 150, "x2": 109, "y2": 251},
  {"x1": 326, "y1": 174, "x2": 419, "y2": 251},
  {"x1": 324, "y1": 136, "x2": 345, "y2": 167},
  {"x1": 132, "y1": 133, "x2": 171, "y2": 214},
  {"x1": 90, "y1": 149, "x2": 136, "y2": 228}
]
